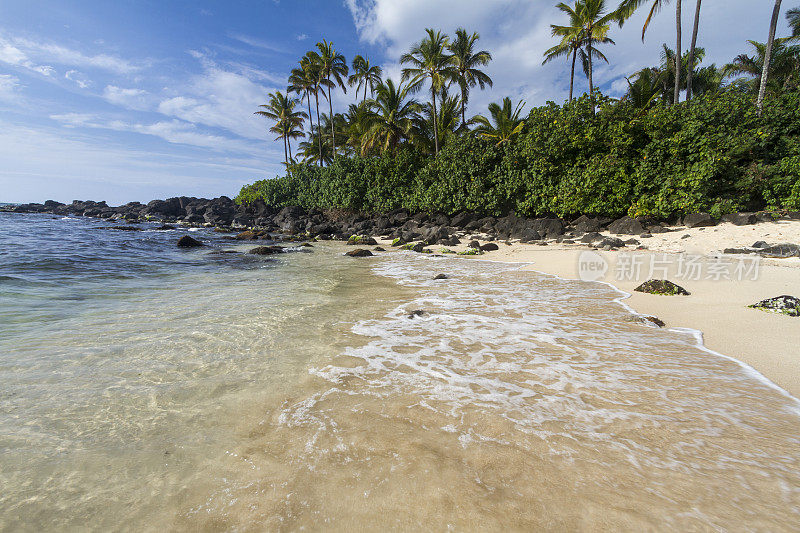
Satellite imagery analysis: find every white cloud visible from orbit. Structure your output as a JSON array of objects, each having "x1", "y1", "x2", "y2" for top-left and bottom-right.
[
  {"x1": 344, "y1": 0, "x2": 790, "y2": 112},
  {"x1": 65, "y1": 70, "x2": 91, "y2": 88},
  {"x1": 0, "y1": 34, "x2": 139, "y2": 76},
  {"x1": 157, "y1": 53, "x2": 278, "y2": 140},
  {"x1": 103, "y1": 85, "x2": 150, "y2": 110},
  {"x1": 0, "y1": 40, "x2": 55, "y2": 76},
  {"x1": 228, "y1": 33, "x2": 286, "y2": 53},
  {"x1": 49, "y1": 112, "x2": 270, "y2": 155},
  {"x1": 0, "y1": 119, "x2": 275, "y2": 204},
  {"x1": 0, "y1": 74, "x2": 21, "y2": 101},
  {"x1": 296, "y1": 33, "x2": 308, "y2": 41}
]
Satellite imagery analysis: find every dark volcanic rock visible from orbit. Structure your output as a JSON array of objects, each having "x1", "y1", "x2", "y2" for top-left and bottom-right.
[
  {"x1": 758, "y1": 244, "x2": 800, "y2": 258},
  {"x1": 752, "y1": 241, "x2": 769, "y2": 249},
  {"x1": 249, "y1": 245, "x2": 284, "y2": 255},
  {"x1": 682, "y1": 213, "x2": 717, "y2": 228},
  {"x1": 348, "y1": 235, "x2": 378, "y2": 246},
  {"x1": 407, "y1": 309, "x2": 425, "y2": 319},
  {"x1": 634, "y1": 279, "x2": 690, "y2": 296},
  {"x1": 600, "y1": 237, "x2": 626, "y2": 248},
  {"x1": 177, "y1": 235, "x2": 203, "y2": 247},
  {"x1": 345, "y1": 248, "x2": 373, "y2": 257},
  {"x1": 721, "y1": 212, "x2": 757, "y2": 226},
  {"x1": 480, "y1": 243, "x2": 499, "y2": 252},
  {"x1": 433, "y1": 274, "x2": 448, "y2": 280},
  {"x1": 642, "y1": 315, "x2": 666, "y2": 327},
  {"x1": 580, "y1": 232, "x2": 602, "y2": 244},
  {"x1": 608, "y1": 216, "x2": 644, "y2": 235},
  {"x1": 102, "y1": 225, "x2": 141, "y2": 231},
  {"x1": 374, "y1": 246, "x2": 385, "y2": 251},
  {"x1": 749, "y1": 295, "x2": 800, "y2": 317},
  {"x1": 468, "y1": 240, "x2": 481, "y2": 250}
]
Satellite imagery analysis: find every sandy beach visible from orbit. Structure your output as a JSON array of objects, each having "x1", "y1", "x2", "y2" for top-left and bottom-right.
[{"x1": 381, "y1": 219, "x2": 800, "y2": 398}]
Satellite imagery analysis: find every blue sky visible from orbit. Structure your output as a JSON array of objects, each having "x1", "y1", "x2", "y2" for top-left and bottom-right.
[{"x1": 0, "y1": 0, "x2": 792, "y2": 204}]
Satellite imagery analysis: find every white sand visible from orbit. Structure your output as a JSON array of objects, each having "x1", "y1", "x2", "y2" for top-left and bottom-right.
[{"x1": 379, "y1": 220, "x2": 800, "y2": 397}]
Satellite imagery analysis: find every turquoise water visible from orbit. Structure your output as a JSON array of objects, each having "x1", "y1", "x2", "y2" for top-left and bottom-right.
[{"x1": 2, "y1": 212, "x2": 799, "y2": 531}]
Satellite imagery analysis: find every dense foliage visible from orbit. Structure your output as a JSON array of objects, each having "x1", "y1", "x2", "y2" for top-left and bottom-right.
[{"x1": 237, "y1": 89, "x2": 800, "y2": 219}]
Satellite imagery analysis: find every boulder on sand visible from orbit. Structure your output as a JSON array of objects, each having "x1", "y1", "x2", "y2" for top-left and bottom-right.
[
  {"x1": 748, "y1": 295, "x2": 800, "y2": 317},
  {"x1": 607, "y1": 216, "x2": 644, "y2": 235},
  {"x1": 177, "y1": 235, "x2": 203, "y2": 247},
  {"x1": 634, "y1": 279, "x2": 690, "y2": 296}
]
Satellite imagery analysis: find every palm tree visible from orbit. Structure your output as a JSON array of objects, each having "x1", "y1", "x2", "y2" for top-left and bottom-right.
[
  {"x1": 543, "y1": 2, "x2": 585, "y2": 103},
  {"x1": 789, "y1": 7, "x2": 800, "y2": 39},
  {"x1": 287, "y1": 59, "x2": 318, "y2": 154},
  {"x1": 362, "y1": 79, "x2": 421, "y2": 154},
  {"x1": 298, "y1": 126, "x2": 334, "y2": 166},
  {"x1": 472, "y1": 97, "x2": 525, "y2": 146},
  {"x1": 552, "y1": 0, "x2": 620, "y2": 113},
  {"x1": 342, "y1": 102, "x2": 374, "y2": 155},
  {"x1": 447, "y1": 28, "x2": 493, "y2": 127},
  {"x1": 255, "y1": 91, "x2": 307, "y2": 168},
  {"x1": 315, "y1": 40, "x2": 348, "y2": 158},
  {"x1": 624, "y1": 68, "x2": 664, "y2": 110},
  {"x1": 724, "y1": 39, "x2": 800, "y2": 95},
  {"x1": 685, "y1": 0, "x2": 702, "y2": 101},
  {"x1": 619, "y1": 0, "x2": 683, "y2": 105},
  {"x1": 348, "y1": 55, "x2": 383, "y2": 103},
  {"x1": 401, "y1": 28, "x2": 455, "y2": 155},
  {"x1": 412, "y1": 89, "x2": 462, "y2": 153},
  {"x1": 759, "y1": 0, "x2": 784, "y2": 114},
  {"x1": 300, "y1": 51, "x2": 329, "y2": 166}
]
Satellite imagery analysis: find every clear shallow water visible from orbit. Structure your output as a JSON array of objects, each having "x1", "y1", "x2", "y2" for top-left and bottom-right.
[{"x1": 1, "y1": 213, "x2": 799, "y2": 531}]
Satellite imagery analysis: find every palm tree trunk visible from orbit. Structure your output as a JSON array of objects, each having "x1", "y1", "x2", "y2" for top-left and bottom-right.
[
  {"x1": 288, "y1": 137, "x2": 293, "y2": 162},
  {"x1": 569, "y1": 47, "x2": 577, "y2": 103},
  {"x1": 587, "y1": 37, "x2": 595, "y2": 115},
  {"x1": 432, "y1": 88, "x2": 440, "y2": 155},
  {"x1": 461, "y1": 85, "x2": 467, "y2": 128},
  {"x1": 282, "y1": 133, "x2": 288, "y2": 168},
  {"x1": 327, "y1": 86, "x2": 336, "y2": 159},
  {"x1": 314, "y1": 91, "x2": 323, "y2": 166},
  {"x1": 758, "y1": 0, "x2": 783, "y2": 116},
  {"x1": 686, "y1": 0, "x2": 702, "y2": 102},
  {"x1": 674, "y1": 0, "x2": 682, "y2": 105},
  {"x1": 306, "y1": 91, "x2": 314, "y2": 138}
]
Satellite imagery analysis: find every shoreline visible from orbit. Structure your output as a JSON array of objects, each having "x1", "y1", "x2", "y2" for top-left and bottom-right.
[{"x1": 428, "y1": 241, "x2": 800, "y2": 399}]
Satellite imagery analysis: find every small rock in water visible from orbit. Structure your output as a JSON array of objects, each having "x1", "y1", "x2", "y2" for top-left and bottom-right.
[
  {"x1": 751, "y1": 241, "x2": 769, "y2": 249},
  {"x1": 642, "y1": 315, "x2": 666, "y2": 327},
  {"x1": 433, "y1": 274, "x2": 448, "y2": 280},
  {"x1": 635, "y1": 279, "x2": 690, "y2": 296},
  {"x1": 374, "y1": 246, "x2": 385, "y2": 251},
  {"x1": 345, "y1": 248, "x2": 373, "y2": 257},
  {"x1": 300, "y1": 242, "x2": 314, "y2": 247},
  {"x1": 177, "y1": 235, "x2": 203, "y2": 247},
  {"x1": 749, "y1": 295, "x2": 800, "y2": 317},
  {"x1": 681, "y1": 234, "x2": 691, "y2": 240},
  {"x1": 155, "y1": 225, "x2": 175, "y2": 231},
  {"x1": 249, "y1": 245, "x2": 284, "y2": 255},
  {"x1": 407, "y1": 309, "x2": 425, "y2": 319},
  {"x1": 102, "y1": 225, "x2": 141, "y2": 231}
]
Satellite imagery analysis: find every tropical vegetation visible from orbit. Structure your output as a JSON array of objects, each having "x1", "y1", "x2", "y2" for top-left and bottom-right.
[{"x1": 243, "y1": 2, "x2": 800, "y2": 221}]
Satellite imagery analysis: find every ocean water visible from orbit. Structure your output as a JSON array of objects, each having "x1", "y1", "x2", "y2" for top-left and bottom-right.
[{"x1": 1, "y1": 212, "x2": 799, "y2": 531}]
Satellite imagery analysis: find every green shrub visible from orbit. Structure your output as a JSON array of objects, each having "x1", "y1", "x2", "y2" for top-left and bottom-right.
[{"x1": 236, "y1": 90, "x2": 800, "y2": 219}]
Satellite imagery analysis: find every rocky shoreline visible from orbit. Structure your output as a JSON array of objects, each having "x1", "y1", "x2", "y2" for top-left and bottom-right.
[{"x1": 5, "y1": 197, "x2": 800, "y2": 256}]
